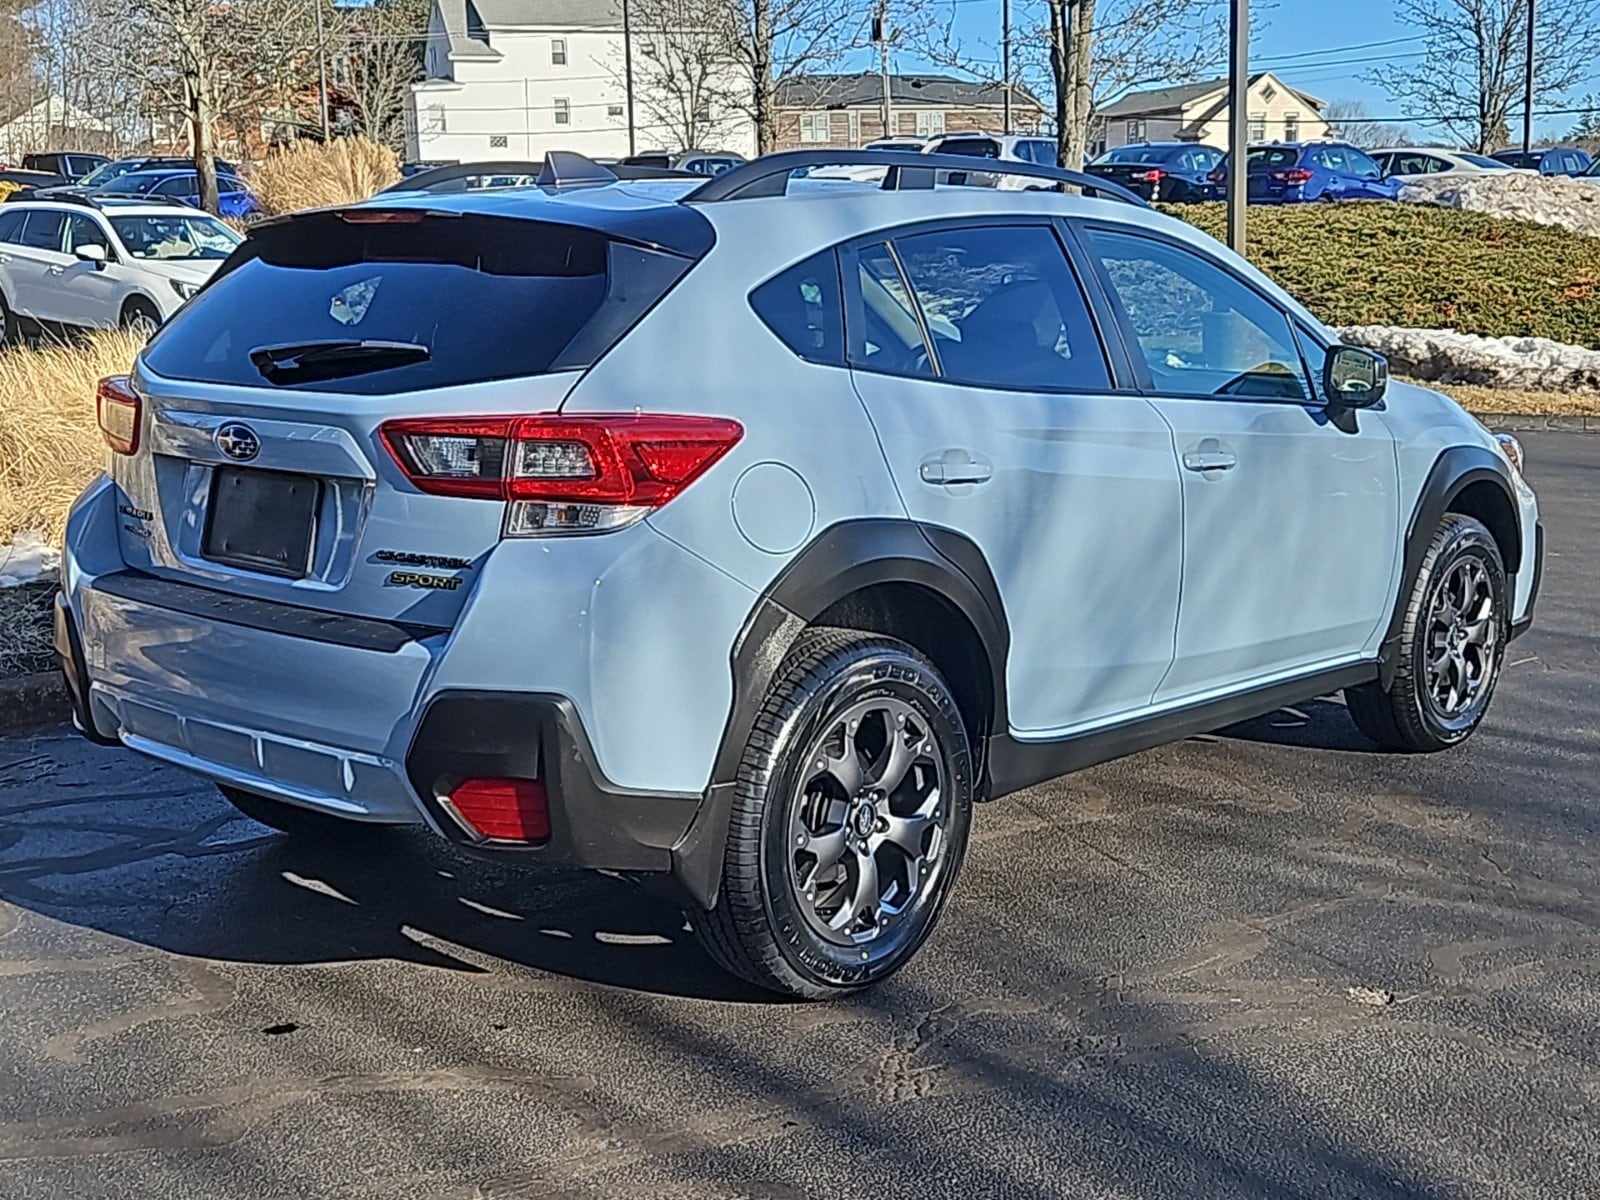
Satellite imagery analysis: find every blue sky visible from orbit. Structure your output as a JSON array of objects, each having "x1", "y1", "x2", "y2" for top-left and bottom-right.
[{"x1": 881, "y1": 0, "x2": 1597, "y2": 141}]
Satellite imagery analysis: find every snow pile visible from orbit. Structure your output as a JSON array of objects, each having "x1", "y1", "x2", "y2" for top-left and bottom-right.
[
  {"x1": 1335, "y1": 325, "x2": 1600, "y2": 391},
  {"x1": 0, "y1": 532, "x2": 60, "y2": 588},
  {"x1": 1398, "y1": 172, "x2": 1600, "y2": 238}
]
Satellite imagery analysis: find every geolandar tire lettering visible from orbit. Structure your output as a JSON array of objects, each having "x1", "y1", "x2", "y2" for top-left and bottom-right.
[
  {"x1": 693, "y1": 629, "x2": 973, "y2": 999},
  {"x1": 1347, "y1": 513, "x2": 1508, "y2": 752}
]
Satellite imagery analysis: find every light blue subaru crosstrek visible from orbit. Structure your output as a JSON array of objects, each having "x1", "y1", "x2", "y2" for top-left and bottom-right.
[{"x1": 57, "y1": 150, "x2": 1542, "y2": 998}]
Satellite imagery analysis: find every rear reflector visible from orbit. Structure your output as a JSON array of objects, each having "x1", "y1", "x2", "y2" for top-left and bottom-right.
[
  {"x1": 96, "y1": 375, "x2": 140, "y2": 455},
  {"x1": 448, "y1": 777, "x2": 551, "y2": 843},
  {"x1": 380, "y1": 413, "x2": 743, "y2": 535}
]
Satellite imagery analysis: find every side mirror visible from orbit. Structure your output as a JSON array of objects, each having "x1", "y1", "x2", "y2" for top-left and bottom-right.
[
  {"x1": 1324, "y1": 345, "x2": 1387, "y2": 408},
  {"x1": 74, "y1": 243, "x2": 107, "y2": 266}
]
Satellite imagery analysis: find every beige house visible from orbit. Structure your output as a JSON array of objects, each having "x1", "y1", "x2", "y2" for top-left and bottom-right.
[
  {"x1": 772, "y1": 73, "x2": 1047, "y2": 150},
  {"x1": 1093, "y1": 73, "x2": 1329, "y2": 156}
]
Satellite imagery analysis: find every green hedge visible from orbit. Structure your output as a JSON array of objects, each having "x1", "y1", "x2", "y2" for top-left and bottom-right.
[{"x1": 1168, "y1": 203, "x2": 1600, "y2": 349}]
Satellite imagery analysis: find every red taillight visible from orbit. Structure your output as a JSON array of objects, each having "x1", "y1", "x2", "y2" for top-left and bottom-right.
[
  {"x1": 1270, "y1": 168, "x2": 1315, "y2": 184},
  {"x1": 380, "y1": 413, "x2": 743, "y2": 534},
  {"x1": 1130, "y1": 168, "x2": 1167, "y2": 183},
  {"x1": 96, "y1": 375, "x2": 140, "y2": 455},
  {"x1": 1207, "y1": 168, "x2": 1227, "y2": 184},
  {"x1": 337, "y1": 209, "x2": 427, "y2": 224},
  {"x1": 448, "y1": 777, "x2": 550, "y2": 843}
]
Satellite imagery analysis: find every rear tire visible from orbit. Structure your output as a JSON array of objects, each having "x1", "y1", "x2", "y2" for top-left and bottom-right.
[
  {"x1": 1347, "y1": 514, "x2": 1507, "y2": 752},
  {"x1": 693, "y1": 629, "x2": 974, "y2": 999},
  {"x1": 219, "y1": 785, "x2": 367, "y2": 838},
  {"x1": 0, "y1": 292, "x2": 16, "y2": 347}
]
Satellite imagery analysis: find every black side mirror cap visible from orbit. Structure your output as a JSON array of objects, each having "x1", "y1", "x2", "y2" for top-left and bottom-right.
[{"x1": 1324, "y1": 345, "x2": 1388, "y2": 408}]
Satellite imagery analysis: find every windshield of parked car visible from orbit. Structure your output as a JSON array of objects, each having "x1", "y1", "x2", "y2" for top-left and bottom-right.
[
  {"x1": 110, "y1": 214, "x2": 242, "y2": 260},
  {"x1": 80, "y1": 161, "x2": 144, "y2": 187},
  {"x1": 1246, "y1": 146, "x2": 1300, "y2": 169},
  {"x1": 1096, "y1": 146, "x2": 1174, "y2": 164}
]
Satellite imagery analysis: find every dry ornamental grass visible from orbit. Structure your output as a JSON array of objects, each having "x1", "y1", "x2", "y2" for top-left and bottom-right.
[
  {"x1": 250, "y1": 137, "x2": 402, "y2": 216},
  {"x1": 0, "y1": 330, "x2": 142, "y2": 543}
]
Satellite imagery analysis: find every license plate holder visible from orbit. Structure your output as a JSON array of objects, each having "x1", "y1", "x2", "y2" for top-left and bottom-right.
[{"x1": 202, "y1": 467, "x2": 320, "y2": 579}]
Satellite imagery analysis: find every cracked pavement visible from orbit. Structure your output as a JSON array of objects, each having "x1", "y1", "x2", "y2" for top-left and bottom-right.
[{"x1": 0, "y1": 432, "x2": 1596, "y2": 1198}]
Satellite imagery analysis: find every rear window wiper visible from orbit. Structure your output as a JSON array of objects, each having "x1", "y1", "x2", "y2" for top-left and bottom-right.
[{"x1": 248, "y1": 339, "x2": 430, "y2": 385}]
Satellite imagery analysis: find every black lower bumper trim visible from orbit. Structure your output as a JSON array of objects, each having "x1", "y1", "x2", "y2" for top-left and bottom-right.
[
  {"x1": 405, "y1": 690, "x2": 703, "y2": 875},
  {"x1": 91, "y1": 569, "x2": 445, "y2": 653},
  {"x1": 1509, "y1": 521, "x2": 1544, "y2": 642},
  {"x1": 53, "y1": 592, "x2": 117, "y2": 746}
]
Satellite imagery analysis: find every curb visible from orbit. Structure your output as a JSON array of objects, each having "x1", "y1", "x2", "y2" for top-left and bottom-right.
[
  {"x1": 1470, "y1": 412, "x2": 1600, "y2": 432},
  {"x1": 0, "y1": 671, "x2": 66, "y2": 735}
]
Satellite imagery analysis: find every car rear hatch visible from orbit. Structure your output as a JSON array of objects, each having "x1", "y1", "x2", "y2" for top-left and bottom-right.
[
  {"x1": 1085, "y1": 157, "x2": 1170, "y2": 195},
  {"x1": 110, "y1": 203, "x2": 708, "y2": 629}
]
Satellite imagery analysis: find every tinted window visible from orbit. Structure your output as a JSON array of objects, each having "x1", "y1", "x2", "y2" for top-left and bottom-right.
[
  {"x1": 1018, "y1": 140, "x2": 1057, "y2": 165},
  {"x1": 1100, "y1": 145, "x2": 1171, "y2": 164},
  {"x1": 854, "y1": 242, "x2": 934, "y2": 378},
  {"x1": 1084, "y1": 227, "x2": 1310, "y2": 402},
  {"x1": 890, "y1": 225, "x2": 1109, "y2": 392},
  {"x1": 0, "y1": 211, "x2": 24, "y2": 243},
  {"x1": 154, "y1": 175, "x2": 197, "y2": 197},
  {"x1": 18, "y1": 211, "x2": 66, "y2": 251},
  {"x1": 936, "y1": 139, "x2": 1001, "y2": 159},
  {"x1": 750, "y1": 250, "x2": 844, "y2": 366},
  {"x1": 143, "y1": 214, "x2": 696, "y2": 394},
  {"x1": 1461, "y1": 153, "x2": 1504, "y2": 168},
  {"x1": 65, "y1": 214, "x2": 108, "y2": 253},
  {"x1": 1346, "y1": 148, "x2": 1382, "y2": 178},
  {"x1": 1246, "y1": 146, "x2": 1298, "y2": 169},
  {"x1": 1494, "y1": 152, "x2": 1538, "y2": 168}
]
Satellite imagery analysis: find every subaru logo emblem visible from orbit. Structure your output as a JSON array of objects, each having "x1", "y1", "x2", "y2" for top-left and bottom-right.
[{"x1": 215, "y1": 422, "x2": 260, "y2": 462}]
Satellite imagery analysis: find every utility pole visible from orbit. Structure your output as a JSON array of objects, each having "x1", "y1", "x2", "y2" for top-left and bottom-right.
[
  {"x1": 1522, "y1": 0, "x2": 1536, "y2": 154},
  {"x1": 1226, "y1": 0, "x2": 1249, "y2": 255},
  {"x1": 1002, "y1": 0, "x2": 1013, "y2": 135},
  {"x1": 314, "y1": 0, "x2": 331, "y2": 141},
  {"x1": 875, "y1": 2, "x2": 892, "y2": 141},
  {"x1": 623, "y1": 0, "x2": 637, "y2": 155}
]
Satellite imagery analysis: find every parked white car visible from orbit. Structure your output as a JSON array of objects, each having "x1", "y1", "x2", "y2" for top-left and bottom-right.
[
  {"x1": 1371, "y1": 147, "x2": 1526, "y2": 182},
  {"x1": 923, "y1": 132, "x2": 1061, "y2": 188},
  {"x1": 0, "y1": 196, "x2": 241, "y2": 343}
]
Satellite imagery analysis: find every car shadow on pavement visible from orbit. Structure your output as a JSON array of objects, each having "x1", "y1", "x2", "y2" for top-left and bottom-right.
[{"x1": 1211, "y1": 694, "x2": 1381, "y2": 752}]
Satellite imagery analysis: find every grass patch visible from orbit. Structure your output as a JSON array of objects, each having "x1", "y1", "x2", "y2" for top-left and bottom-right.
[
  {"x1": 1426, "y1": 381, "x2": 1600, "y2": 416},
  {"x1": 1170, "y1": 203, "x2": 1600, "y2": 349},
  {"x1": 0, "y1": 330, "x2": 142, "y2": 544},
  {"x1": 250, "y1": 137, "x2": 401, "y2": 216}
]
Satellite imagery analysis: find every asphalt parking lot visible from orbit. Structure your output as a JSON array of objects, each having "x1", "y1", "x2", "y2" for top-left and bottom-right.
[{"x1": 0, "y1": 431, "x2": 1595, "y2": 1200}]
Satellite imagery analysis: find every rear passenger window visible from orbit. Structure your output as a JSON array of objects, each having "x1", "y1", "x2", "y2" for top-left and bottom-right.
[
  {"x1": 0, "y1": 211, "x2": 23, "y2": 244},
  {"x1": 750, "y1": 250, "x2": 844, "y2": 366},
  {"x1": 18, "y1": 212, "x2": 65, "y2": 251},
  {"x1": 1084, "y1": 227, "x2": 1310, "y2": 402},
  {"x1": 890, "y1": 224, "x2": 1109, "y2": 391}
]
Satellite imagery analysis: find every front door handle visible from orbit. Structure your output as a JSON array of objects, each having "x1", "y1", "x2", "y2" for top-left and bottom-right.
[
  {"x1": 920, "y1": 453, "x2": 993, "y2": 486},
  {"x1": 1182, "y1": 447, "x2": 1237, "y2": 473}
]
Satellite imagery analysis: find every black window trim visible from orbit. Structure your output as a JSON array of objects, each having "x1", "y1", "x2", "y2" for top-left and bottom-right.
[
  {"x1": 840, "y1": 215, "x2": 1122, "y2": 397},
  {"x1": 1069, "y1": 218, "x2": 1329, "y2": 410}
]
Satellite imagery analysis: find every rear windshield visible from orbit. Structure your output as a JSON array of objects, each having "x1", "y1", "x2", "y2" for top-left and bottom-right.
[
  {"x1": 142, "y1": 212, "x2": 695, "y2": 394},
  {"x1": 1247, "y1": 146, "x2": 1300, "y2": 169},
  {"x1": 936, "y1": 139, "x2": 1002, "y2": 159},
  {"x1": 1097, "y1": 145, "x2": 1172, "y2": 164}
]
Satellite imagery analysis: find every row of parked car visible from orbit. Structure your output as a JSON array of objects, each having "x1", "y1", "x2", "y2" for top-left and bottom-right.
[{"x1": 0, "y1": 152, "x2": 262, "y2": 217}]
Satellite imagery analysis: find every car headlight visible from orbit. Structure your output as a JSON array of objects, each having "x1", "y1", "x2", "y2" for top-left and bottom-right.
[
  {"x1": 169, "y1": 279, "x2": 198, "y2": 301},
  {"x1": 1495, "y1": 433, "x2": 1525, "y2": 476}
]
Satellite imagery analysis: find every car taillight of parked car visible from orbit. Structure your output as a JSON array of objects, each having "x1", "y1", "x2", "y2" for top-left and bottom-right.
[
  {"x1": 380, "y1": 413, "x2": 744, "y2": 537},
  {"x1": 1130, "y1": 168, "x2": 1167, "y2": 184},
  {"x1": 1269, "y1": 168, "x2": 1315, "y2": 184},
  {"x1": 1207, "y1": 168, "x2": 1227, "y2": 184},
  {"x1": 96, "y1": 376, "x2": 141, "y2": 455}
]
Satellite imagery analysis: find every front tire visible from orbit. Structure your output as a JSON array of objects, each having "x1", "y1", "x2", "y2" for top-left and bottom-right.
[
  {"x1": 0, "y1": 292, "x2": 16, "y2": 347},
  {"x1": 120, "y1": 299, "x2": 160, "y2": 339},
  {"x1": 693, "y1": 630, "x2": 974, "y2": 999},
  {"x1": 1347, "y1": 513, "x2": 1508, "y2": 752}
]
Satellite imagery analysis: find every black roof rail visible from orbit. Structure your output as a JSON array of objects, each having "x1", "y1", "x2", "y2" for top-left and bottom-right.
[{"x1": 683, "y1": 149, "x2": 1150, "y2": 206}]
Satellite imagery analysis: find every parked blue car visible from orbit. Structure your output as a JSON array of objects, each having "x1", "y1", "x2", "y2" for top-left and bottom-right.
[
  {"x1": 90, "y1": 168, "x2": 261, "y2": 219},
  {"x1": 1210, "y1": 142, "x2": 1403, "y2": 204},
  {"x1": 1490, "y1": 147, "x2": 1594, "y2": 176}
]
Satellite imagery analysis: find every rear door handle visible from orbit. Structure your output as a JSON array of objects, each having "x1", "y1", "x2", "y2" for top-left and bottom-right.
[
  {"x1": 1182, "y1": 449, "x2": 1237, "y2": 473},
  {"x1": 921, "y1": 454, "x2": 993, "y2": 486}
]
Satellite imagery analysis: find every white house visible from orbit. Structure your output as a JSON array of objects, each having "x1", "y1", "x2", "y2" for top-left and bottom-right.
[
  {"x1": 406, "y1": 0, "x2": 755, "y2": 163},
  {"x1": 1093, "y1": 73, "x2": 1330, "y2": 155},
  {"x1": 0, "y1": 95, "x2": 113, "y2": 162}
]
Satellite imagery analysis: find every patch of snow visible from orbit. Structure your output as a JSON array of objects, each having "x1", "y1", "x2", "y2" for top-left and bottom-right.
[
  {"x1": 1399, "y1": 172, "x2": 1600, "y2": 238},
  {"x1": 0, "y1": 532, "x2": 60, "y2": 588},
  {"x1": 1335, "y1": 325, "x2": 1600, "y2": 392}
]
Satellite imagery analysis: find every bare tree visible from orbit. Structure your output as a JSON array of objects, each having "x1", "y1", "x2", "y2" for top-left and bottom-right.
[
  {"x1": 339, "y1": 0, "x2": 430, "y2": 153},
  {"x1": 722, "y1": 0, "x2": 869, "y2": 153},
  {"x1": 0, "y1": 2, "x2": 40, "y2": 142},
  {"x1": 1569, "y1": 97, "x2": 1600, "y2": 153},
  {"x1": 1324, "y1": 98, "x2": 1411, "y2": 149},
  {"x1": 1373, "y1": 0, "x2": 1600, "y2": 152},
  {"x1": 615, "y1": 0, "x2": 749, "y2": 150}
]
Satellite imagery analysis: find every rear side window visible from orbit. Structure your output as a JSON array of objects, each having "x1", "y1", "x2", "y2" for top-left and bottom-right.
[
  {"x1": 143, "y1": 213, "x2": 697, "y2": 394},
  {"x1": 936, "y1": 139, "x2": 1001, "y2": 159},
  {"x1": 887, "y1": 224, "x2": 1109, "y2": 392},
  {"x1": 750, "y1": 250, "x2": 844, "y2": 366},
  {"x1": 0, "y1": 211, "x2": 23, "y2": 243},
  {"x1": 1247, "y1": 146, "x2": 1298, "y2": 169},
  {"x1": 18, "y1": 211, "x2": 65, "y2": 251}
]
